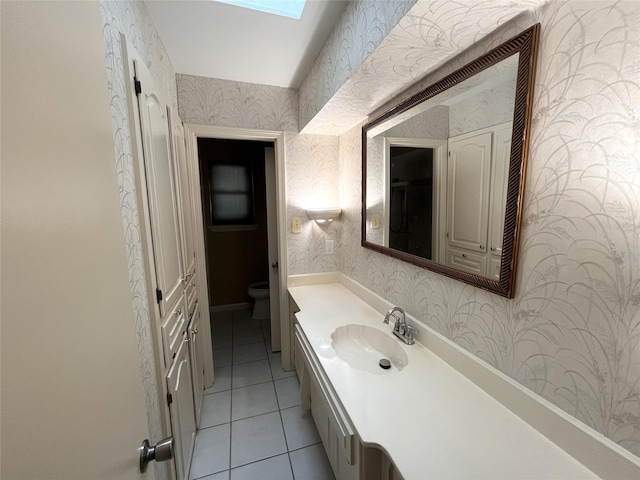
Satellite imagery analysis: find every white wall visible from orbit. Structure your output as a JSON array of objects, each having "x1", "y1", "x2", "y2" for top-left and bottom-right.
[{"x1": 1, "y1": 2, "x2": 149, "y2": 477}]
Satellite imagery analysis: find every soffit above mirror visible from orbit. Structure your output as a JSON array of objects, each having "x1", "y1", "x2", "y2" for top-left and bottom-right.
[{"x1": 300, "y1": 0, "x2": 547, "y2": 135}]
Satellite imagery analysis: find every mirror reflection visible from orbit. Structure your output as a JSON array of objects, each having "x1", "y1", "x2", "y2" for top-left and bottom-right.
[{"x1": 365, "y1": 54, "x2": 519, "y2": 280}]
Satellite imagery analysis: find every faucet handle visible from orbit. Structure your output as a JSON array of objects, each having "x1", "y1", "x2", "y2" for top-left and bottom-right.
[{"x1": 405, "y1": 325, "x2": 419, "y2": 341}]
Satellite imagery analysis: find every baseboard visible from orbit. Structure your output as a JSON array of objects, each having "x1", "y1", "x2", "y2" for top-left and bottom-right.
[{"x1": 210, "y1": 302, "x2": 252, "y2": 312}]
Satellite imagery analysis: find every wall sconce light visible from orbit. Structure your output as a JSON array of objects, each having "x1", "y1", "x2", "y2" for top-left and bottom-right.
[{"x1": 306, "y1": 208, "x2": 342, "y2": 225}]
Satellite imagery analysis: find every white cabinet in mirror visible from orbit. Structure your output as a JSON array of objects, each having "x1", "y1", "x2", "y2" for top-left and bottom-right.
[{"x1": 362, "y1": 25, "x2": 540, "y2": 298}]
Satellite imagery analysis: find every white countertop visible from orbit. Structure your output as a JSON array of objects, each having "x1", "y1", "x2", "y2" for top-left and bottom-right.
[{"x1": 289, "y1": 282, "x2": 597, "y2": 480}]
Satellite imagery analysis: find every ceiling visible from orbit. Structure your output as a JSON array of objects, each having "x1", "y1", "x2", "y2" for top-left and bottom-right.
[{"x1": 146, "y1": 0, "x2": 348, "y2": 88}]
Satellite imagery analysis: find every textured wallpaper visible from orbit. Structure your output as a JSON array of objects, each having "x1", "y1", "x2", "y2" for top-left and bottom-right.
[
  {"x1": 337, "y1": 0, "x2": 640, "y2": 458},
  {"x1": 99, "y1": 2, "x2": 176, "y2": 478},
  {"x1": 448, "y1": 82, "x2": 515, "y2": 137},
  {"x1": 177, "y1": 74, "x2": 298, "y2": 132},
  {"x1": 301, "y1": 0, "x2": 546, "y2": 135},
  {"x1": 298, "y1": 0, "x2": 416, "y2": 131},
  {"x1": 176, "y1": 75, "x2": 340, "y2": 276}
]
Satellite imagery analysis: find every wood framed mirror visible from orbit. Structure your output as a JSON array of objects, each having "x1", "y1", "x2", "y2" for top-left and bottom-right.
[{"x1": 362, "y1": 24, "x2": 540, "y2": 298}]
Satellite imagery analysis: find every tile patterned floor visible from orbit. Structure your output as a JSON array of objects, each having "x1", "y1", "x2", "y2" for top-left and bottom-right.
[{"x1": 189, "y1": 307, "x2": 335, "y2": 480}]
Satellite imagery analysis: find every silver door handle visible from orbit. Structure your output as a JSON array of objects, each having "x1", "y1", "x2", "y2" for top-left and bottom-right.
[
  {"x1": 139, "y1": 437, "x2": 173, "y2": 473},
  {"x1": 271, "y1": 261, "x2": 278, "y2": 269}
]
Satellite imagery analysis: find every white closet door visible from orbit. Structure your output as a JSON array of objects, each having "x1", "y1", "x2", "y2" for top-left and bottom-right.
[
  {"x1": 189, "y1": 302, "x2": 205, "y2": 425},
  {"x1": 447, "y1": 131, "x2": 492, "y2": 253},
  {"x1": 166, "y1": 336, "x2": 196, "y2": 480},
  {"x1": 170, "y1": 111, "x2": 196, "y2": 279},
  {"x1": 488, "y1": 122, "x2": 513, "y2": 260},
  {"x1": 135, "y1": 59, "x2": 184, "y2": 316}
]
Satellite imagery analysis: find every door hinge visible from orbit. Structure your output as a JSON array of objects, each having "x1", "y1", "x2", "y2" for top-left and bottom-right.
[
  {"x1": 156, "y1": 288, "x2": 163, "y2": 303},
  {"x1": 446, "y1": 232, "x2": 449, "y2": 238},
  {"x1": 167, "y1": 393, "x2": 173, "y2": 406},
  {"x1": 134, "y1": 76, "x2": 142, "y2": 96},
  {"x1": 448, "y1": 151, "x2": 451, "y2": 157}
]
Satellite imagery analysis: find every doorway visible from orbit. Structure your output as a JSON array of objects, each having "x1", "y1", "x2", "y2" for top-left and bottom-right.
[{"x1": 198, "y1": 138, "x2": 273, "y2": 312}]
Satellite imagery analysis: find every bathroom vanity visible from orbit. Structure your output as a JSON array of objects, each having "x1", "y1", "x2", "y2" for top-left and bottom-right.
[{"x1": 288, "y1": 274, "x2": 639, "y2": 480}]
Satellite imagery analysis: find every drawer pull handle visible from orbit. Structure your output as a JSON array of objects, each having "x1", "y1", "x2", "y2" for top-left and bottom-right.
[{"x1": 462, "y1": 253, "x2": 467, "y2": 258}]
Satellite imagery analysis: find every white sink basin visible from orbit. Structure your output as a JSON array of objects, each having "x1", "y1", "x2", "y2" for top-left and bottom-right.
[{"x1": 331, "y1": 324, "x2": 408, "y2": 374}]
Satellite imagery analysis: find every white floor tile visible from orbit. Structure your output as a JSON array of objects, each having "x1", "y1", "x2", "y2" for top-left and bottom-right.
[
  {"x1": 230, "y1": 412, "x2": 287, "y2": 468},
  {"x1": 269, "y1": 356, "x2": 296, "y2": 380},
  {"x1": 232, "y1": 308, "x2": 253, "y2": 321},
  {"x1": 200, "y1": 391, "x2": 231, "y2": 428},
  {"x1": 199, "y1": 471, "x2": 229, "y2": 480},
  {"x1": 233, "y1": 342, "x2": 267, "y2": 365},
  {"x1": 232, "y1": 359, "x2": 272, "y2": 388},
  {"x1": 214, "y1": 347, "x2": 233, "y2": 368},
  {"x1": 280, "y1": 406, "x2": 321, "y2": 451},
  {"x1": 205, "y1": 366, "x2": 232, "y2": 395},
  {"x1": 274, "y1": 376, "x2": 300, "y2": 409},
  {"x1": 189, "y1": 424, "x2": 231, "y2": 479},
  {"x1": 231, "y1": 382, "x2": 278, "y2": 421},
  {"x1": 289, "y1": 444, "x2": 335, "y2": 480},
  {"x1": 233, "y1": 327, "x2": 264, "y2": 346},
  {"x1": 230, "y1": 453, "x2": 293, "y2": 480},
  {"x1": 213, "y1": 333, "x2": 232, "y2": 349},
  {"x1": 212, "y1": 310, "x2": 233, "y2": 323},
  {"x1": 212, "y1": 322, "x2": 233, "y2": 335}
]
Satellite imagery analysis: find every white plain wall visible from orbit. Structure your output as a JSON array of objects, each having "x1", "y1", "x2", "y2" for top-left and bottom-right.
[{"x1": 1, "y1": 2, "x2": 149, "y2": 477}]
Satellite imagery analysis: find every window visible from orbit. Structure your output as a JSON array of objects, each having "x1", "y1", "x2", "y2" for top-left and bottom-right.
[{"x1": 210, "y1": 162, "x2": 256, "y2": 226}]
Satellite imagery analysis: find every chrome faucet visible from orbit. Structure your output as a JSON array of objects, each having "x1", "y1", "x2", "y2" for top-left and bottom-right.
[{"x1": 383, "y1": 307, "x2": 418, "y2": 345}]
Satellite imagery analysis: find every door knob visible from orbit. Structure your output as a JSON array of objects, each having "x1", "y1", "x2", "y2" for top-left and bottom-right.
[
  {"x1": 271, "y1": 261, "x2": 278, "y2": 269},
  {"x1": 139, "y1": 436, "x2": 174, "y2": 473}
]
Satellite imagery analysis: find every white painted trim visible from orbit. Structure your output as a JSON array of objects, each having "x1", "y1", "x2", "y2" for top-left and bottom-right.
[
  {"x1": 184, "y1": 124, "x2": 283, "y2": 141},
  {"x1": 185, "y1": 124, "x2": 290, "y2": 370},
  {"x1": 288, "y1": 272, "x2": 640, "y2": 479},
  {"x1": 210, "y1": 302, "x2": 252, "y2": 312},
  {"x1": 183, "y1": 126, "x2": 214, "y2": 389},
  {"x1": 382, "y1": 137, "x2": 447, "y2": 262}
]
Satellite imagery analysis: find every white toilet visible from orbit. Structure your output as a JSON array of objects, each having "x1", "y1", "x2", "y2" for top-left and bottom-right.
[{"x1": 247, "y1": 281, "x2": 270, "y2": 320}]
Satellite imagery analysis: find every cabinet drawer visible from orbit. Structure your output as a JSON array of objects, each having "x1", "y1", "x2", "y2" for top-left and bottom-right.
[
  {"x1": 445, "y1": 247, "x2": 487, "y2": 276},
  {"x1": 295, "y1": 325, "x2": 355, "y2": 466},
  {"x1": 161, "y1": 298, "x2": 187, "y2": 366}
]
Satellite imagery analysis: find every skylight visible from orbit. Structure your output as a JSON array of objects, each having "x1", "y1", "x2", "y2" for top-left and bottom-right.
[{"x1": 214, "y1": 0, "x2": 307, "y2": 19}]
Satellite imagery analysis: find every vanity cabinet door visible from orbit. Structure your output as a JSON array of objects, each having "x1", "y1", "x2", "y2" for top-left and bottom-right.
[
  {"x1": 166, "y1": 335, "x2": 196, "y2": 480},
  {"x1": 295, "y1": 326, "x2": 358, "y2": 480}
]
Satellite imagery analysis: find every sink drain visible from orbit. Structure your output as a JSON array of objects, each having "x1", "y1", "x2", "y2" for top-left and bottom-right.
[{"x1": 379, "y1": 358, "x2": 391, "y2": 370}]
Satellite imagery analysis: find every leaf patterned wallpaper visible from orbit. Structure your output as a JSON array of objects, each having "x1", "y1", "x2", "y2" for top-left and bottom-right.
[
  {"x1": 298, "y1": 0, "x2": 416, "y2": 131},
  {"x1": 299, "y1": 0, "x2": 547, "y2": 135},
  {"x1": 337, "y1": 0, "x2": 640, "y2": 458},
  {"x1": 99, "y1": 2, "x2": 176, "y2": 478},
  {"x1": 176, "y1": 74, "x2": 341, "y2": 275}
]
